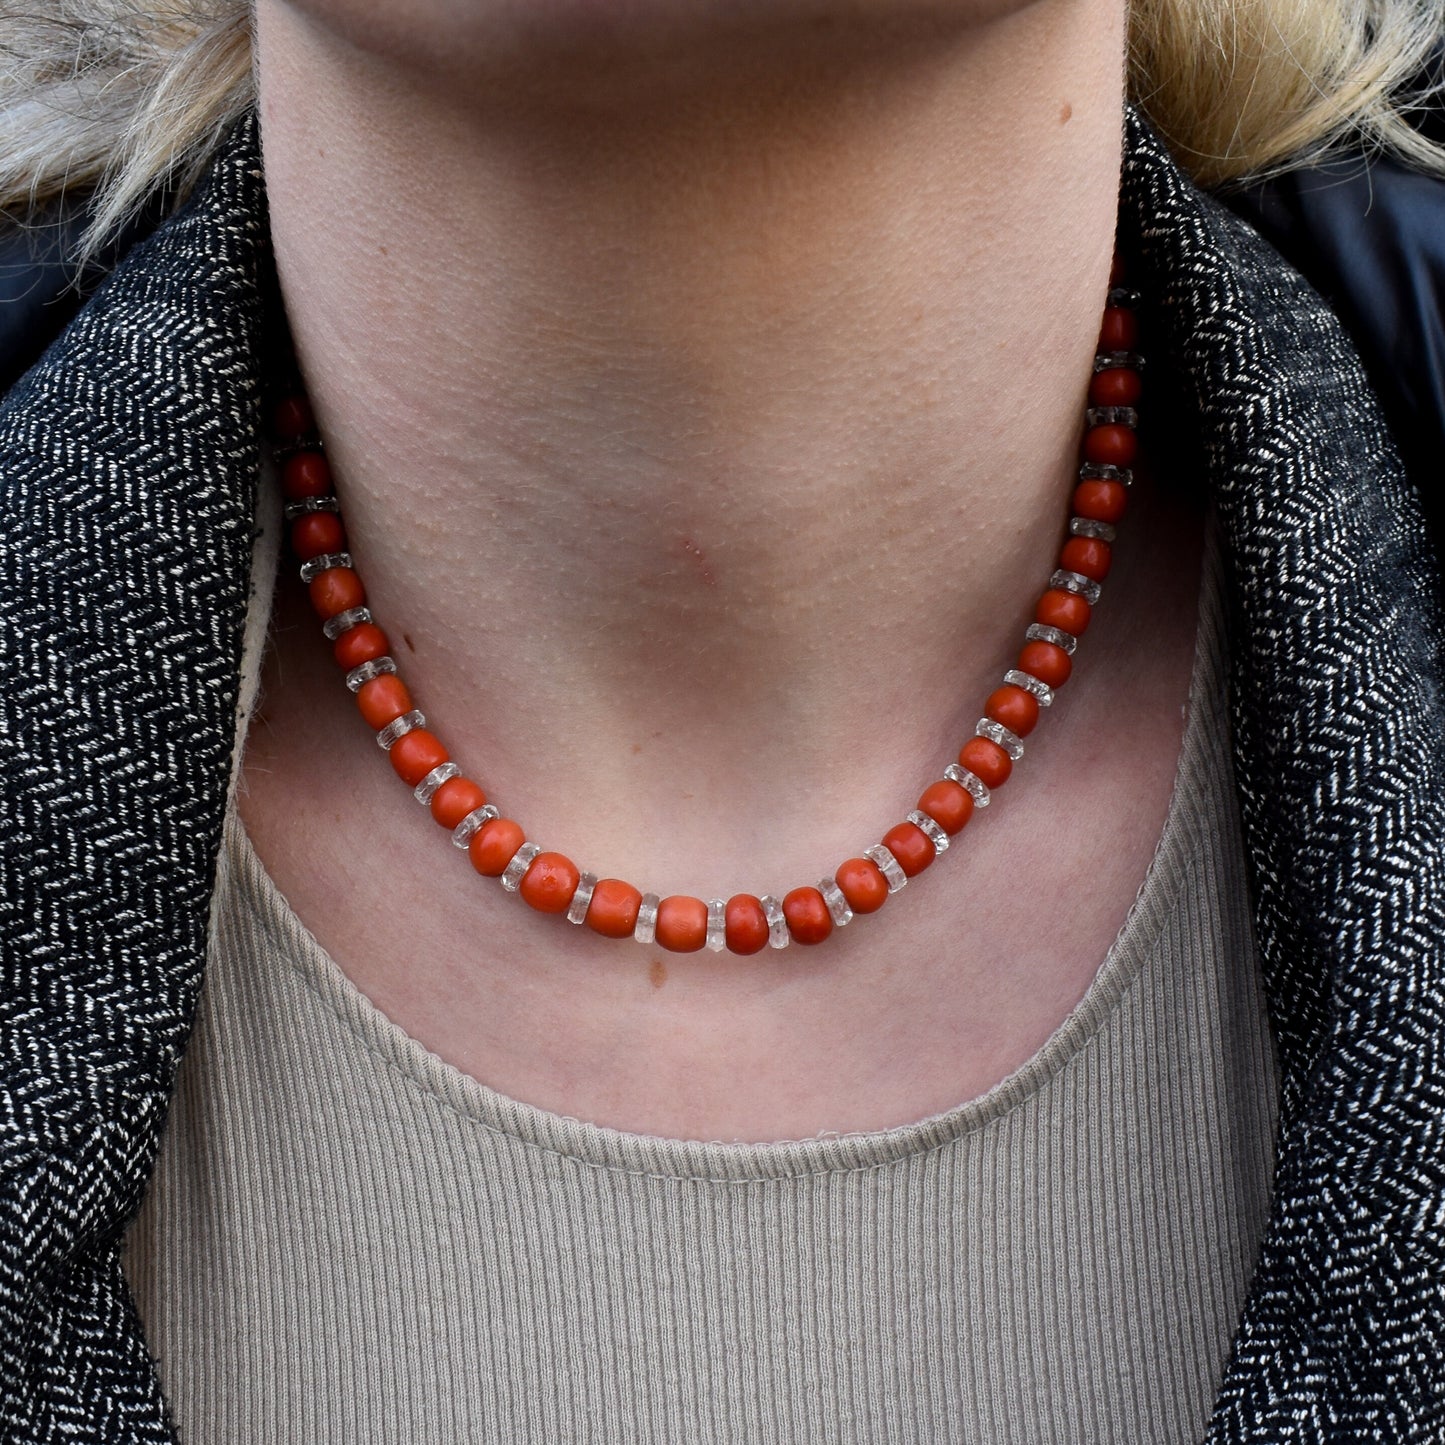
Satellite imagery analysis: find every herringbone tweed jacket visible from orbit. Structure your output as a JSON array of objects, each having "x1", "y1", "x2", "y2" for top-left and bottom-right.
[{"x1": 1, "y1": 104, "x2": 1443, "y2": 1443}]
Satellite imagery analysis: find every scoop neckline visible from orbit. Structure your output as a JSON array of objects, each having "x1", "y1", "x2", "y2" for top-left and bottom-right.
[{"x1": 221, "y1": 509, "x2": 1224, "y2": 1182}]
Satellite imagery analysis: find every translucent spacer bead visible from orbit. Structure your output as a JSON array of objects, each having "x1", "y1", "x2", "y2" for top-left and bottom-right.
[
  {"x1": 1049, "y1": 569, "x2": 1103, "y2": 606},
  {"x1": 634, "y1": 893, "x2": 660, "y2": 944},
  {"x1": 1094, "y1": 350, "x2": 1146, "y2": 372},
  {"x1": 1078, "y1": 461, "x2": 1133, "y2": 486},
  {"x1": 1003, "y1": 669, "x2": 1055, "y2": 707},
  {"x1": 500, "y1": 842, "x2": 541, "y2": 893},
  {"x1": 818, "y1": 877, "x2": 855, "y2": 927},
  {"x1": 568, "y1": 872, "x2": 598, "y2": 925},
  {"x1": 413, "y1": 761, "x2": 460, "y2": 804},
  {"x1": 944, "y1": 763, "x2": 991, "y2": 809},
  {"x1": 976, "y1": 717, "x2": 1025, "y2": 761},
  {"x1": 863, "y1": 844, "x2": 908, "y2": 893},
  {"x1": 283, "y1": 496, "x2": 339, "y2": 519},
  {"x1": 760, "y1": 895, "x2": 791, "y2": 948},
  {"x1": 450, "y1": 804, "x2": 499, "y2": 848},
  {"x1": 1025, "y1": 622, "x2": 1078, "y2": 655},
  {"x1": 1085, "y1": 405, "x2": 1139, "y2": 428},
  {"x1": 375, "y1": 709, "x2": 425, "y2": 750},
  {"x1": 907, "y1": 810, "x2": 950, "y2": 855},
  {"x1": 1069, "y1": 516, "x2": 1117, "y2": 542},
  {"x1": 706, "y1": 898, "x2": 727, "y2": 951},
  {"x1": 298, "y1": 551, "x2": 352, "y2": 583},
  {"x1": 345, "y1": 656, "x2": 397, "y2": 692},
  {"x1": 322, "y1": 606, "x2": 373, "y2": 641}
]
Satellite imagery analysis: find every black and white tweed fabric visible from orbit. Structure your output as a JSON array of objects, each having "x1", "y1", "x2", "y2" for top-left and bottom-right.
[{"x1": 1, "y1": 108, "x2": 1442, "y2": 1442}]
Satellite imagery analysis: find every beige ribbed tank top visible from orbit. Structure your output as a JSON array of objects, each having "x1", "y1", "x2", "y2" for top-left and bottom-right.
[{"x1": 122, "y1": 510, "x2": 1281, "y2": 1445}]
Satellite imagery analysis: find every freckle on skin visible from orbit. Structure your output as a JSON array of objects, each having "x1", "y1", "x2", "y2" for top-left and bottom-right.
[
  {"x1": 1060, "y1": 101, "x2": 1073, "y2": 124},
  {"x1": 650, "y1": 958, "x2": 667, "y2": 989},
  {"x1": 632, "y1": 743, "x2": 642, "y2": 754}
]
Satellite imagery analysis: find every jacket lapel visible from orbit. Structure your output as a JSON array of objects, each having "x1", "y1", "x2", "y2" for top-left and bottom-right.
[
  {"x1": 0, "y1": 111, "x2": 269, "y2": 1442},
  {"x1": 1120, "y1": 111, "x2": 1445, "y2": 1438}
]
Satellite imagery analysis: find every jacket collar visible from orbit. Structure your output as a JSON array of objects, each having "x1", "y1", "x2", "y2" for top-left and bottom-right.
[{"x1": 2, "y1": 106, "x2": 1442, "y2": 1439}]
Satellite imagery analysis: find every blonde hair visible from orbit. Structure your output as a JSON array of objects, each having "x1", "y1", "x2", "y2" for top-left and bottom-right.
[{"x1": 1, "y1": 0, "x2": 1443, "y2": 261}]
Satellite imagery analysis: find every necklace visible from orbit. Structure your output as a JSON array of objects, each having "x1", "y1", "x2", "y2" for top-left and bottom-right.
[{"x1": 270, "y1": 259, "x2": 1142, "y2": 955}]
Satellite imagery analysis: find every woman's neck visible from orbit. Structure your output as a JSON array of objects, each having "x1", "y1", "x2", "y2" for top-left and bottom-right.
[{"x1": 253, "y1": 0, "x2": 1127, "y2": 894}]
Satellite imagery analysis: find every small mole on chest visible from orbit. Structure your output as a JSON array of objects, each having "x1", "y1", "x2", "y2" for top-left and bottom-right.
[{"x1": 649, "y1": 958, "x2": 668, "y2": 989}]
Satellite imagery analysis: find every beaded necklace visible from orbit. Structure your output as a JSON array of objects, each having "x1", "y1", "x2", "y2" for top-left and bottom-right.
[{"x1": 269, "y1": 258, "x2": 1142, "y2": 956}]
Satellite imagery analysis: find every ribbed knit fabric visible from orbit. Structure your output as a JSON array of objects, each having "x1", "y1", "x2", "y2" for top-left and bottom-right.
[{"x1": 120, "y1": 508, "x2": 1281, "y2": 1444}]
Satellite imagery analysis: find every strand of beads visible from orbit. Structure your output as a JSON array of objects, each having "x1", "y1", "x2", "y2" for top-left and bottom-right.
[{"x1": 273, "y1": 270, "x2": 1141, "y2": 956}]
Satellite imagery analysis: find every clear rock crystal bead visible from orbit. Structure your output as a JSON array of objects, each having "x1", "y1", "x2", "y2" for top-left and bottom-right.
[
  {"x1": 1085, "y1": 406, "x2": 1139, "y2": 428},
  {"x1": 501, "y1": 842, "x2": 541, "y2": 893},
  {"x1": 568, "y1": 872, "x2": 599, "y2": 925},
  {"x1": 944, "y1": 763, "x2": 991, "y2": 808},
  {"x1": 1049, "y1": 569, "x2": 1103, "y2": 606},
  {"x1": 345, "y1": 656, "x2": 397, "y2": 692},
  {"x1": 1093, "y1": 350, "x2": 1146, "y2": 372},
  {"x1": 375, "y1": 709, "x2": 425, "y2": 750},
  {"x1": 1003, "y1": 669, "x2": 1054, "y2": 707},
  {"x1": 706, "y1": 898, "x2": 728, "y2": 951},
  {"x1": 298, "y1": 551, "x2": 352, "y2": 584},
  {"x1": 976, "y1": 717, "x2": 1025, "y2": 761},
  {"x1": 863, "y1": 844, "x2": 908, "y2": 893},
  {"x1": 1078, "y1": 461, "x2": 1133, "y2": 486},
  {"x1": 1107, "y1": 285, "x2": 1142, "y2": 307},
  {"x1": 760, "y1": 895, "x2": 790, "y2": 949},
  {"x1": 450, "y1": 804, "x2": 499, "y2": 848},
  {"x1": 413, "y1": 761, "x2": 460, "y2": 804},
  {"x1": 818, "y1": 877, "x2": 854, "y2": 927},
  {"x1": 907, "y1": 810, "x2": 950, "y2": 855},
  {"x1": 1069, "y1": 516, "x2": 1117, "y2": 542},
  {"x1": 323, "y1": 606, "x2": 372, "y2": 641},
  {"x1": 634, "y1": 893, "x2": 661, "y2": 945},
  {"x1": 1025, "y1": 622, "x2": 1078, "y2": 655},
  {"x1": 283, "y1": 496, "x2": 339, "y2": 519}
]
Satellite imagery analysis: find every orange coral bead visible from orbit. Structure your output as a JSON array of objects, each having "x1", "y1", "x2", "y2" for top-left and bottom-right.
[
  {"x1": 960, "y1": 736, "x2": 1012, "y2": 788},
  {"x1": 882, "y1": 821, "x2": 935, "y2": 877},
  {"x1": 1098, "y1": 306, "x2": 1138, "y2": 351},
  {"x1": 273, "y1": 395, "x2": 314, "y2": 441},
  {"x1": 1088, "y1": 366, "x2": 1141, "y2": 407},
  {"x1": 469, "y1": 817, "x2": 525, "y2": 877},
  {"x1": 918, "y1": 780, "x2": 974, "y2": 836},
  {"x1": 1035, "y1": 588, "x2": 1092, "y2": 637},
  {"x1": 724, "y1": 894, "x2": 770, "y2": 954},
  {"x1": 587, "y1": 879, "x2": 643, "y2": 939},
  {"x1": 1060, "y1": 536, "x2": 1111, "y2": 581},
  {"x1": 656, "y1": 895, "x2": 708, "y2": 952},
  {"x1": 985, "y1": 684, "x2": 1039, "y2": 738},
  {"x1": 1017, "y1": 639, "x2": 1072, "y2": 689},
  {"x1": 289, "y1": 512, "x2": 344, "y2": 562},
  {"x1": 782, "y1": 886, "x2": 833, "y2": 944},
  {"x1": 390, "y1": 729, "x2": 448, "y2": 786},
  {"x1": 1072, "y1": 479, "x2": 1129, "y2": 524},
  {"x1": 333, "y1": 622, "x2": 389, "y2": 671},
  {"x1": 1082, "y1": 424, "x2": 1138, "y2": 468},
  {"x1": 357, "y1": 674, "x2": 413, "y2": 729},
  {"x1": 835, "y1": 857, "x2": 889, "y2": 914},
  {"x1": 520, "y1": 852, "x2": 581, "y2": 914},
  {"x1": 309, "y1": 567, "x2": 365, "y2": 620},
  {"x1": 281, "y1": 450, "x2": 331, "y2": 499},
  {"x1": 430, "y1": 776, "x2": 487, "y2": 829}
]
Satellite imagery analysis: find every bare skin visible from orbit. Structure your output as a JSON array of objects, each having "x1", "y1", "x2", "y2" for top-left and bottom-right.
[{"x1": 241, "y1": 0, "x2": 1205, "y2": 1142}]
